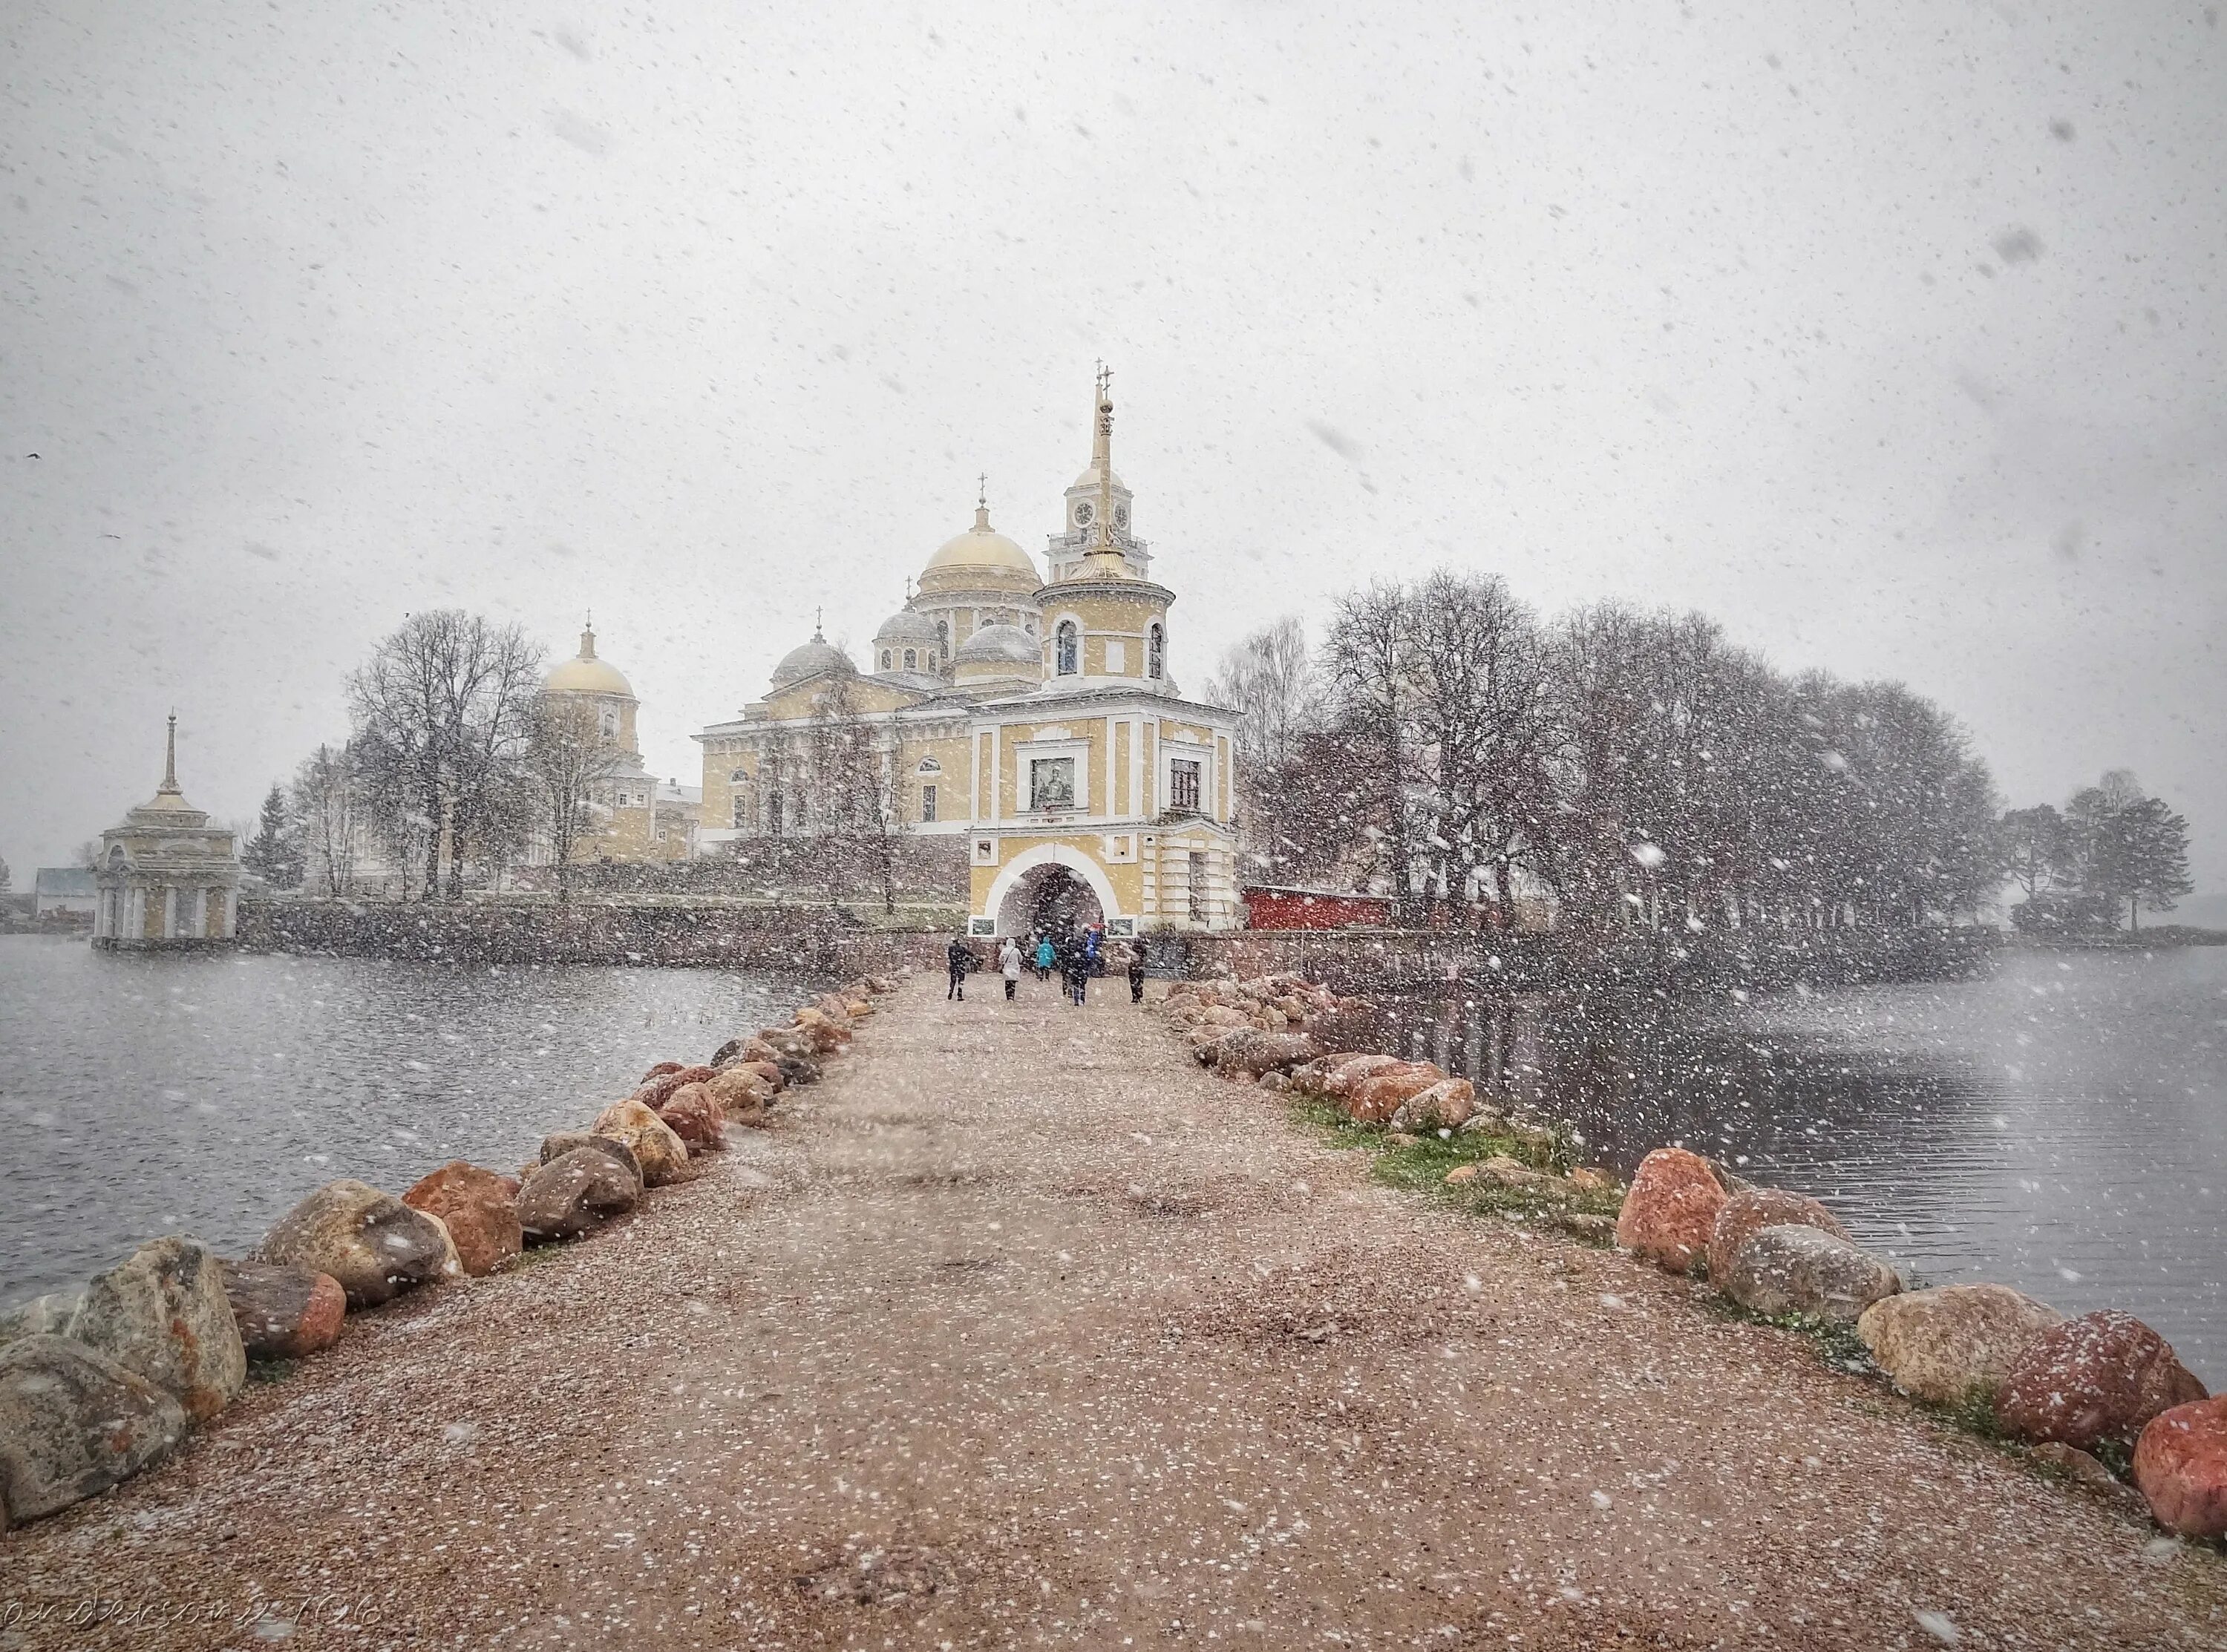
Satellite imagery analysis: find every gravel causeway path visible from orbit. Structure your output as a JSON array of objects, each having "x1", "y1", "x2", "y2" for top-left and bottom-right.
[{"x1": 5, "y1": 974, "x2": 2223, "y2": 1650}]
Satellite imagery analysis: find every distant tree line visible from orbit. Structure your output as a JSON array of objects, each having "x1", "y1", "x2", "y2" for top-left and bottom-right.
[
  {"x1": 241, "y1": 611, "x2": 621, "y2": 903},
  {"x1": 2001, "y1": 770, "x2": 2194, "y2": 933},
  {"x1": 1209, "y1": 571, "x2": 2191, "y2": 933}
]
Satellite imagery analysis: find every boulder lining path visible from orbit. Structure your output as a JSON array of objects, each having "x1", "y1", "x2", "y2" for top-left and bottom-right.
[{"x1": 5, "y1": 976, "x2": 2221, "y2": 1649}]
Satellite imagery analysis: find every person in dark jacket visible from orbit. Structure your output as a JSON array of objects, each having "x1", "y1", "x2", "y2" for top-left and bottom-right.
[
  {"x1": 1059, "y1": 928, "x2": 1089, "y2": 1006},
  {"x1": 1125, "y1": 941, "x2": 1148, "y2": 1004},
  {"x1": 946, "y1": 936, "x2": 975, "y2": 1000}
]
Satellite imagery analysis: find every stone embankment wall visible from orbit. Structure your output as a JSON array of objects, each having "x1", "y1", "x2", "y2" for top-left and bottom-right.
[
  {"x1": 1164, "y1": 923, "x2": 1999, "y2": 994},
  {"x1": 237, "y1": 898, "x2": 949, "y2": 976}
]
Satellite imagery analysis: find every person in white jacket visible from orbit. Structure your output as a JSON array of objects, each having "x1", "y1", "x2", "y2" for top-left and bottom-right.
[{"x1": 998, "y1": 937, "x2": 1024, "y2": 1001}]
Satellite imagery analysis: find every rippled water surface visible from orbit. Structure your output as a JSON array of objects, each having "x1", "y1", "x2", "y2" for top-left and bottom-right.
[
  {"x1": 1397, "y1": 945, "x2": 2227, "y2": 1382},
  {"x1": 0, "y1": 940, "x2": 812, "y2": 1308}
]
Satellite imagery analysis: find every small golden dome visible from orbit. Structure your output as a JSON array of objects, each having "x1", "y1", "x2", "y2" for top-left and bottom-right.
[
  {"x1": 546, "y1": 628, "x2": 635, "y2": 698},
  {"x1": 925, "y1": 504, "x2": 1041, "y2": 580}
]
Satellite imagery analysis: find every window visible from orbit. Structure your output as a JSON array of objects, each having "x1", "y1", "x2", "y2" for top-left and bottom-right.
[
  {"x1": 1056, "y1": 620, "x2": 1079, "y2": 675},
  {"x1": 1148, "y1": 622, "x2": 1165, "y2": 678},
  {"x1": 920, "y1": 783, "x2": 938, "y2": 822},
  {"x1": 729, "y1": 767, "x2": 748, "y2": 782},
  {"x1": 768, "y1": 793, "x2": 784, "y2": 836},
  {"x1": 1168, "y1": 758, "x2": 1201, "y2": 814},
  {"x1": 731, "y1": 793, "x2": 750, "y2": 829},
  {"x1": 1030, "y1": 756, "x2": 1075, "y2": 811},
  {"x1": 601, "y1": 708, "x2": 618, "y2": 738},
  {"x1": 1188, "y1": 851, "x2": 1209, "y2": 922},
  {"x1": 936, "y1": 620, "x2": 949, "y2": 656},
  {"x1": 903, "y1": 648, "x2": 917, "y2": 669},
  {"x1": 880, "y1": 649, "x2": 892, "y2": 669}
]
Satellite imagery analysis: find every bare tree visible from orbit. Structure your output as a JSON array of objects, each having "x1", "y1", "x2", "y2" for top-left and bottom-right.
[
  {"x1": 347, "y1": 611, "x2": 544, "y2": 900},
  {"x1": 1403, "y1": 571, "x2": 1554, "y2": 920},
  {"x1": 290, "y1": 743, "x2": 364, "y2": 897},
  {"x1": 522, "y1": 696, "x2": 621, "y2": 904},
  {"x1": 802, "y1": 674, "x2": 909, "y2": 912},
  {"x1": 1324, "y1": 582, "x2": 1422, "y2": 914}
]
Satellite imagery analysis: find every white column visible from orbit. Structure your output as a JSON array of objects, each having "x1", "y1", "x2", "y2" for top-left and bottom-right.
[{"x1": 161, "y1": 885, "x2": 177, "y2": 939}]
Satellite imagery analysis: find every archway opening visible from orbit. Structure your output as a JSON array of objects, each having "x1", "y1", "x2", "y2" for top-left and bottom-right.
[{"x1": 996, "y1": 860, "x2": 1103, "y2": 943}]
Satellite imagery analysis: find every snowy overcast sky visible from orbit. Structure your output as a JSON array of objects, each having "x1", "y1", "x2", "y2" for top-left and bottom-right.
[{"x1": 4, "y1": 1, "x2": 2223, "y2": 894}]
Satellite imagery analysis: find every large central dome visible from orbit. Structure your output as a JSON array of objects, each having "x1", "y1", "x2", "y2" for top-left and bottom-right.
[{"x1": 924, "y1": 504, "x2": 1040, "y2": 581}]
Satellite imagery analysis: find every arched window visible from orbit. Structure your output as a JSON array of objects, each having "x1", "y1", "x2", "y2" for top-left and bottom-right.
[
  {"x1": 880, "y1": 649, "x2": 892, "y2": 670},
  {"x1": 936, "y1": 620, "x2": 949, "y2": 656},
  {"x1": 1148, "y1": 622, "x2": 1165, "y2": 679},
  {"x1": 729, "y1": 767, "x2": 748, "y2": 783},
  {"x1": 903, "y1": 648, "x2": 917, "y2": 669},
  {"x1": 1056, "y1": 620, "x2": 1079, "y2": 675},
  {"x1": 600, "y1": 708, "x2": 618, "y2": 739}
]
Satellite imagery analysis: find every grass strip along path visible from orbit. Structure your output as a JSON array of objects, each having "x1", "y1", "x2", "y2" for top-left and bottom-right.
[{"x1": 4, "y1": 974, "x2": 2222, "y2": 1649}]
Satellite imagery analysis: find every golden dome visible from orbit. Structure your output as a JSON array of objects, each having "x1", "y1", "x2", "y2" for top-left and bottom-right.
[
  {"x1": 925, "y1": 504, "x2": 1040, "y2": 580},
  {"x1": 546, "y1": 627, "x2": 635, "y2": 698}
]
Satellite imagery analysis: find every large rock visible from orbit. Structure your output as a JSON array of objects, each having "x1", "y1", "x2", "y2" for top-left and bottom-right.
[
  {"x1": 705, "y1": 1066, "x2": 773, "y2": 1122},
  {"x1": 0, "y1": 1291, "x2": 84, "y2": 1345},
  {"x1": 1347, "y1": 1064, "x2": 1447, "y2": 1125},
  {"x1": 1390, "y1": 1078, "x2": 1476, "y2": 1132},
  {"x1": 589, "y1": 1100, "x2": 692, "y2": 1187},
  {"x1": 791, "y1": 1009, "x2": 849, "y2": 1053},
  {"x1": 1718, "y1": 1224, "x2": 1900, "y2": 1322},
  {"x1": 2134, "y1": 1395, "x2": 2227, "y2": 1538},
  {"x1": 72, "y1": 1236, "x2": 246, "y2": 1422},
  {"x1": 712, "y1": 1035, "x2": 785, "y2": 1075},
  {"x1": 1211, "y1": 1029, "x2": 1322, "y2": 1079},
  {"x1": 1855, "y1": 1284, "x2": 2064, "y2": 1406},
  {"x1": 219, "y1": 1261, "x2": 347, "y2": 1360},
  {"x1": 657, "y1": 1083, "x2": 728, "y2": 1153},
  {"x1": 538, "y1": 1130, "x2": 643, "y2": 1186},
  {"x1": 1995, "y1": 1310, "x2": 2208, "y2": 1451},
  {"x1": 1707, "y1": 1187, "x2": 1850, "y2": 1282},
  {"x1": 636, "y1": 1066, "x2": 717, "y2": 1109},
  {"x1": 256, "y1": 1179, "x2": 462, "y2": 1308},
  {"x1": 1615, "y1": 1147, "x2": 1728, "y2": 1273},
  {"x1": 1449, "y1": 1154, "x2": 1565, "y2": 1193},
  {"x1": 0, "y1": 1336, "x2": 188, "y2": 1528},
  {"x1": 517, "y1": 1147, "x2": 642, "y2": 1242},
  {"x1": 1320, "y1": 1055, "x2": 1407, "y2": 1099},
  {"x1": 401, "y1": 1161, "x2": 523, "y2": 1277}
]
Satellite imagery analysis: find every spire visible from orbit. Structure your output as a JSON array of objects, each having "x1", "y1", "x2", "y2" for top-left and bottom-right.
[
  {"x1": 160, "y1": 712, "x2": 180, "y2": 796},
  {"x1": 1083, "y1": 363, "x2": 1130, "y2": 575},
  {"x1": 578, "y1": 621, "x2": 598, "y2": 660}
]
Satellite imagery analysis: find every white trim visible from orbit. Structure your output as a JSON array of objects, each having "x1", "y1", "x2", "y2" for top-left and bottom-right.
[{"x1": 979, "y1": 841, "x2": 1125, "y2": 924}]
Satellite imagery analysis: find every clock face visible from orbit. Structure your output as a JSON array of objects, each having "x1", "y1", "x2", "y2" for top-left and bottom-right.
[{"x1": 1073, "y1": 500, "x2": 1094, "y2": 526}]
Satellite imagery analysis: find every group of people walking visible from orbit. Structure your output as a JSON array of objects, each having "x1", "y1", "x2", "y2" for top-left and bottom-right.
[{"x1": 945, "y1": 925, "x2": 1148, "y2": 1006}]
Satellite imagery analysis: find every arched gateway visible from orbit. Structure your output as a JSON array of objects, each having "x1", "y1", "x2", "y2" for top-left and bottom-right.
[{"x1": 984, "y1": 845, "x2": 1120, "y2": 940}]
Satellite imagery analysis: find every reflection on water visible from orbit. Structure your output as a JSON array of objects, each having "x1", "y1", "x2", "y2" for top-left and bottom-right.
[
  {"x1": 1380, "y1": 946, "x2": 2227, "y2": 1383},
  {"x1": 0, "y1": 940, "x2": 809, "y2": 1309}
]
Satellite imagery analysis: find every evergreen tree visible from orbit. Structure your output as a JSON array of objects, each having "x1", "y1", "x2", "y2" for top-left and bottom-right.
[{"x1": 241, "y1": 782, "x2": 304, "y2": 890}]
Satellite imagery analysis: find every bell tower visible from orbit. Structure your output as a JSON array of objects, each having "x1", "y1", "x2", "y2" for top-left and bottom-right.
[{"x1": 1046, "y1": 364, "x2": 1151, "y2": 583}]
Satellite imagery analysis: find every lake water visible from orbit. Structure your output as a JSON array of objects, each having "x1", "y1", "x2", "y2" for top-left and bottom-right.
[
  {"x1": 6, "y1": 940, "x2": 2223, "y2": 1386},
  {"x1": 1382, "y1": 945, "x2": 2227, "y2": 1383},
  {"x1": 0, "y1": 939, "x2": 813, "y2": 1311}
]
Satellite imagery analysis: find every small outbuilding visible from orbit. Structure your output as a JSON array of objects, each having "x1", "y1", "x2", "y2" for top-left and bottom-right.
[
  {"x1": 33, "y1": 867, "x2": 97, "y2": 920},
  {"x1": 92, "y1": 715, "x2": 241, "y2": 949}
]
